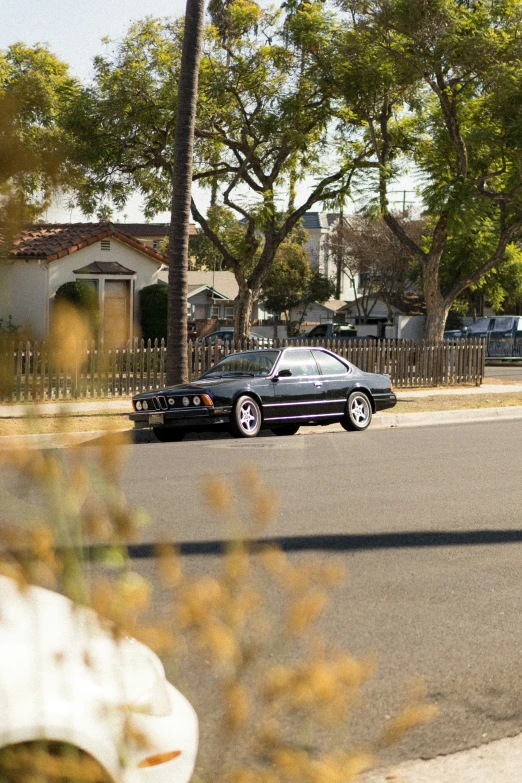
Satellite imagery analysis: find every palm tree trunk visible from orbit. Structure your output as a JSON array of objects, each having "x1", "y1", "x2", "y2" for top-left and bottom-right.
[{"x1": 166, "y1": 0, "x2": 205, "y2": 385}]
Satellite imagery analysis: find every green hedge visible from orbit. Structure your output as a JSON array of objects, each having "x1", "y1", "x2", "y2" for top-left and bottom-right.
[
  {"x1": 139, "y1": 284, "x2": 168, "y2": 343},
  {"x1": 54, "y1": 281, "x2": 100, "y2": 332}
]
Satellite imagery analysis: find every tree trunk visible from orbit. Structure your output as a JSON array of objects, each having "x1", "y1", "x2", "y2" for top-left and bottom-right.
[
  {"x1": 166, "y1": 0, "x2": 205, "y2": 386},
  {"x1": 422, "y1": 252, "x2": 450, "y2": 341},
  {"x1": 234, "y1": 285, "x2": 255, "y2": 340}
]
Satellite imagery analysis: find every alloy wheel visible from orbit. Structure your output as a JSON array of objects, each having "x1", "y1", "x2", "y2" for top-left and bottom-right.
[{"x1": 350, "y1": 394, "x2": 370, "y2": 426}]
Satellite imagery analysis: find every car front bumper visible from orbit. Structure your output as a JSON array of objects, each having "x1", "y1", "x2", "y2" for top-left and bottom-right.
[
  {"x1": 129, "y1": 408, "x2": 232, "y2": 429},
  {"x1": 125, "y1": 682, "x2": 199, "y2": 783}
]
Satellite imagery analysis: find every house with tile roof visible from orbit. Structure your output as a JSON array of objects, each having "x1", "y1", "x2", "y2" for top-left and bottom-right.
[
  {"x1": 114, "y1": 223, "x2": 197, "y2": 252},
  {"x1": 0, "y1": 223, "x2": 165, "y2": 344},
  {"x1": 157, "y1": 269, "x2": 268, "y2": 322}
]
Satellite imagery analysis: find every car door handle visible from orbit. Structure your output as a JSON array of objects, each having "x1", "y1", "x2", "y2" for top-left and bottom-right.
[{"x1": 314, "y1": 382, "x2": 323, "y2": 387}]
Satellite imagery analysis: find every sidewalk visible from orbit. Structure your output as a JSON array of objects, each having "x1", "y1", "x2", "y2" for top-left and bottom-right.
[
  {"x1": 1, "y1": 383, "x2": 522, "y2": 418},
  {"x1": 362, "y1": 731, "x2": 522, "y2": 783}
]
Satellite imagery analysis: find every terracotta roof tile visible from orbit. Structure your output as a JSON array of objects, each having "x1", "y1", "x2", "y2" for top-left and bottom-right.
[{"x1": 9, "y1": 223, "x2": 166, "y2": 264}]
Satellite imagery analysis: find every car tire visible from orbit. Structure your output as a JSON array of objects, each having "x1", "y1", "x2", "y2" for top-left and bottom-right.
[
  {"x1": 270, "y1": 424, "x2": 300, "y2": 436},
  {"x1": 153, "y1": 427, "x2": 187, "y2": 442},
  {"x1": 341, "y1": 391, "x2": 372, "y2": 432},
  {"x1": 230, "y1": 395, "x2": 262, "y2": 438}
]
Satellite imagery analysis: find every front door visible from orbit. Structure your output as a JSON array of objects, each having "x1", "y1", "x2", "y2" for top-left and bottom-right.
[
  {"x1": 104, "y1": 280, "x2": 130, "y2": 347},
  {"x1": 264, "y1": 349, "x2": 325, "y2": 423}
]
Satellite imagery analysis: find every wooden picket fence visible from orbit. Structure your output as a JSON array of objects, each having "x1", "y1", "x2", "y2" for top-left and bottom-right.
[{"x1": 0, "y1": 337, "x2": 486, "y2": 403}]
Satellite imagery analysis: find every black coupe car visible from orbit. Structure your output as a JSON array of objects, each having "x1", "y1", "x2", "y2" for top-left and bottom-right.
[
  {"x1": 129, "y1": 347, "x2": 397, "y2": 441},
  {"x1": 130, "y1": 348, "x2": 397, "y2": 441}
]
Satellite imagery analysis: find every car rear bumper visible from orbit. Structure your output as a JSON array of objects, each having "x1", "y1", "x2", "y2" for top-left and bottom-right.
[{"x1": 374, "y1": 392, "x2": 397, "y2": 411}]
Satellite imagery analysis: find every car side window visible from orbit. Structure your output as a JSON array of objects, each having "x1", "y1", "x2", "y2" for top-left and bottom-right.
[
  {"x1": 312, "y1": 351, "x2": 348, "y2": 375},
  {"x1": 309, "y1": 325, "x2": 328, "y2": 338},
  {"x1": 277, "y1": 350, "x2": 318, "y2": 377},
  {"x1": 467, "y1": 318, "x2": 490, "y2": 334}
]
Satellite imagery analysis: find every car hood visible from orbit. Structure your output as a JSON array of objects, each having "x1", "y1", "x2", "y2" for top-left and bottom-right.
[{"x1": 138, "y1": 377, "x2": 261, "y2": 397}]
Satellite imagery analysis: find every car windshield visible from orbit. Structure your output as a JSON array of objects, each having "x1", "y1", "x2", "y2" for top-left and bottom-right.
[{"x1": 201, "y1": 351, "x2": 279, "y2": 378}]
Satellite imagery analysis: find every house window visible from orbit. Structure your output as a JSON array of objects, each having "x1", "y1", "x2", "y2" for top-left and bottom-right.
[
  {"x1": 152, "y1": 240, "x2": 161, "y2": 250},
  {"x1": 225, "y1": 306, "x2": 234, "y2": 318},
  {"x1": 210, "y1": 305, "x2": 220, "y2": 318},
  {"x1": 100, "y1": 240, "x2": 111, "y2": 251}
]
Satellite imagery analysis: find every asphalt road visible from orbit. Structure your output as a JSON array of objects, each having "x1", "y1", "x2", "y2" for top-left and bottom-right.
[{"x1": 114, "y1": 420, "x2": 522, "y2": 769}]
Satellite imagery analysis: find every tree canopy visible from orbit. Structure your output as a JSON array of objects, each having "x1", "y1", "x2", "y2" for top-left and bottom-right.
[
  {"x1": 0, "y1": 43, "x2": 78, "y2": 240},
  {"x1": 333, "y1": 0, "x2": 522, "y2": 337}
]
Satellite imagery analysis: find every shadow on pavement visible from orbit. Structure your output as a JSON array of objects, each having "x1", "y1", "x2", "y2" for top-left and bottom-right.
[
  {"x1": 81, "y1": 427, "x2": 277, "y2": 448},
  {"x1": 65, "y1": 529, "x2": 522, "y2": 560}
]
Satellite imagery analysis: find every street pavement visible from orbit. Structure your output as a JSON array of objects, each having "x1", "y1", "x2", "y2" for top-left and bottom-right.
[{"x1": 113, "y1": 419, "x2": 522, "y2": 772}]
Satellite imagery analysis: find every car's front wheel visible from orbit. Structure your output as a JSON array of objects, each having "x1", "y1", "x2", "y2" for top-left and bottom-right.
[
  {"x1": 230, "y1": 395, "x2": 262, "y2": 438},
  {"x1": 153, "y1": 427, "x2": 187, "y2": 442},
  {"x1": 341, "y1": 391, "x2": 372, "y2": 432},
  {"x1": 270, "y1": 424, "x2": 300, "y2": 436}
]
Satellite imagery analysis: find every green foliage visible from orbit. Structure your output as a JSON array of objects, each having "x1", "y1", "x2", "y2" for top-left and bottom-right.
[
  {"x1": 64, "y1": 18, "x2": 184, "y2": 217},
  {"x1": 190, "y1": 206, "x2": 246, "y2": 271},
  {"x1": 64, "y1": 7, "x2": 348, "y2": 334},
  {"x1": 262, "y1": 241, "x2": 312, "y2": 317},
  {"x1": 54, "y1": 281, "x2": 100, "y2": 333},
  {"x1": 306, "y1": 270, "x2": 336, "y2": 306},
  {"x1": 0, "y1": 43, "x2": 78, "y2": 238},
  {"x1": 334, "y1": 0, "x2": 522, "y2": 336},
  {"x1": 138, "y1": 284, "x2": 168, "y2": 342}
]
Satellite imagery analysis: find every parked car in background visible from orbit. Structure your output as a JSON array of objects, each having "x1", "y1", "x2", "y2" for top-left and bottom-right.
[
  {"x1": 0, "y1": 575, "x2": 198, "y2": 783},
  {"x1": 288, "y1": 323, "x2": 358, "y2": 341},
  {"x1": 444, "y1": 315, "x2": 522, "y2": 357},
  {"x1": 130, "y1": 346, "x2": 396, "y2": 441},
  {"x1": 199, "y1": 328, "x2": 273, "y2": 347},
  {"x1": 187, "y1": 321, "x2": 197, "y2": 340}
]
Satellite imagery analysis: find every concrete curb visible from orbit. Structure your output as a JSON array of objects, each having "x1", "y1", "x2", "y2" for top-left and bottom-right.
[
  {"x1": 362, "y1": 731, "x2": 522, "y2": 783},
  {"x1": 373, "y1": 405, "x2": 522, "y2": 429},
  {"x1": 2, "y1": 405, "x2": 522, "y2": 449}
]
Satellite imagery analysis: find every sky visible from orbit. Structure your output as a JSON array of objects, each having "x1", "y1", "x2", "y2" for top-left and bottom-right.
[{"x1": 2, "y1": 0, "x2": 419, "y2": 224}]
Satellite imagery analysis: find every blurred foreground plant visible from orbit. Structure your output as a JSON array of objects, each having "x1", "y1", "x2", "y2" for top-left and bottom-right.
[{"x1": 0, "y1": 435, "x2": 436, "y2": 783}]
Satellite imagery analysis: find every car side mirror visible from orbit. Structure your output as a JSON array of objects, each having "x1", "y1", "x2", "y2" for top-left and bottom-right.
[{"x1": 276, "y1": 368, "x2": 292, "y2": 378}]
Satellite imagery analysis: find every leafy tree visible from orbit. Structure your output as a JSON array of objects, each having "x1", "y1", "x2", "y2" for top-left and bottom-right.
[
  {"x1": 0, "y1": 44, "x2": 78, "y2": 243},
  {"x1": 261, "y1": 239, "x2": 312, "y2": 323},
  {"x1": 335, "y1": 0, "x2": 522, "y2": 339},
  {"x1": 192, "y1": 2, "x2": 353, "y2": 337},
  {"x1": 66, "y1": 6, "x2": 354, "y2": 340},
  {"x1": 190, "y1": 205, "x2": 244, "y2": 270}
]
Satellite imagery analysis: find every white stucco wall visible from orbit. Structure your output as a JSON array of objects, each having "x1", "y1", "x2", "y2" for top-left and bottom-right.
[
  {"x1": 46, "y1": 239, "x2": 161, "y2": 298},
  {"x1": 0, "y1": 259, "x2": 49, "y2": 337},
  {"x1": 396, "y1": 315, "x2": 426, "y2": 339}
]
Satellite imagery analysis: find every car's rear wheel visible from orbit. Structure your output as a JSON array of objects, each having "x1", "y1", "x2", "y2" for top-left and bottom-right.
[
  {"x1": 230, "y1": 395, "x2": 262, "y2": 438},
  {"x1": 270, "y1": 424, "x2": 300, "y2": 436},
  {"x1": 153, "y1": 427, "x2": 187, "y2": 442},
  {"x1": 341, "y1": 391, "x2": 372, "y2": 431}
]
